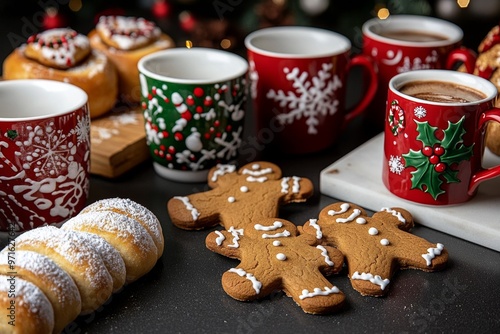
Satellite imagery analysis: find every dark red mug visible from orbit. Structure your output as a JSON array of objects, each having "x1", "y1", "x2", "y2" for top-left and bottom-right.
[
  {"x1": 245, "y1": 26, "x2": 377, "y2": 154},
  {"x1": 363, "y1": 15, "x2": 476, "y2": 129}
]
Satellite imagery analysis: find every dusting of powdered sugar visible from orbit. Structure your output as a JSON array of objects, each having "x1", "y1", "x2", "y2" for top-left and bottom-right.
[
  {"x1": 63, "y1": 211, "x2": 157, "y2": 257},
  {"x1": 65, "y1": 231, "x2": 126, "y2": 291},
  {"x1": 0, "y1": 250, "x2": 81, "y2": 307},
  {"x1": 81, "y1": 198, "x2": 163, "y2": 254},
  {"x1": 0, "y1": 275, "x2": 55, "y2": 327},
  {"x1": 14, "y1": 226, "x2": 113, "y2": 290}
]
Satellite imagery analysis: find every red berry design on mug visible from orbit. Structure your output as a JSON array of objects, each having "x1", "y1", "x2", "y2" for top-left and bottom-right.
[{"x1": 403, "y1": 117, "x2": 473, "y2": 199}]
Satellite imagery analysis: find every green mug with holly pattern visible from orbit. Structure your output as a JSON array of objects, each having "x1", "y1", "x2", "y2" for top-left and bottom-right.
[
  {"x1": 383, "y1": 69, "x2": 500, "y2": 205},
  {"x1": 138, "y1": 47, "x2": 248, "y2": 182}
]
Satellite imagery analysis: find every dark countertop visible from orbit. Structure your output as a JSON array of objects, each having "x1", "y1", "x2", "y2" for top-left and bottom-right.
[{"x1": 75, "y1": 120, "x2": 500, "y2": 334}]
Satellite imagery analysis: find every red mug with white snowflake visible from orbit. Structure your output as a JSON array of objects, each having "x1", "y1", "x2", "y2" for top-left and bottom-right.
[
  {"x1": 383, "y1": 70, "x2": 500, "y2": 205},
  {"x1": 363, "y1": 15, "x2": 476, "y2": 130},
  {"x1": 0, "y1": 79, "x2": 90, "y2": 232},
  {"x1": 245, "y1": 26, "x2": 377, "y2": 154},
  {"x1": 138, "y1": 47, "x2": 248, "y2": 182}
]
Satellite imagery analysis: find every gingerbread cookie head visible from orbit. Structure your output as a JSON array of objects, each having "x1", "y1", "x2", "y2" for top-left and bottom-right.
[
  {"x1": 96, "y1": 16, "x2": 161, "y2": 50},
  {"x1": 206, "y1": 218, "x2": 345, "y2": 314},
  {"x1": 24, "y1": 28, "x2": 90, "y2": 69},
  {"x1": 168, "y1": 161, "x2": 314, "y2": 230},
  {"x1": 302, "y1": 202, "x2": 448, "y2": 297}
]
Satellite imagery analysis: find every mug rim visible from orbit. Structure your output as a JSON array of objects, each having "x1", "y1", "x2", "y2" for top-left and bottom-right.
[
  {"x1": 138, "y1": 47, "x2": 248, "y2": 84},
  {"x1": 0, "y1": 79, "x2": 88, "y2": 121},
  {"x1": 244, "y1": 26, "x2": 351, "y2": 59},
  {"x1": 389, "y1": 69, "x2": 497, "y2": 106},
  {"x1": 362, "y1": 14, "x2": 463, "y2": 47}
]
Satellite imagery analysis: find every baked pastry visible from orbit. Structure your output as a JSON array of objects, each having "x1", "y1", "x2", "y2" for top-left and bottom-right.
[
  {"x1": 0, "y1": 251, "x2": 81, "y2": 333},
  {"x1": 2, "y1": 28, "x2": 118, "y2": 119},
  {"x1": 0, "y1": 275, "x2": 54, "y2": 334},
  {"x1": 89, "y1": 15, "x2": 174, "y2": 102},
  {"x1": 0, "y1": 197, "x2": 163, "y2": 332},
  {"x1": 465, "y1": 24, "x2": 500, "y2": 155},
  {"x1": 62, "y1": 210, "x2": 158, "y2": 283},
  {"x1": 12, "y1": 226, "x2": 114, "y2": 314},
  {"x1": 79, "y1": 197, "x2": 164, "y2": 259}
]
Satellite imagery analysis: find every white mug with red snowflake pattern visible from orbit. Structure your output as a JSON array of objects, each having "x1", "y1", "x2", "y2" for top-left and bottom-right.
[
  {"x1": 0, "y1": 80, "x2": 90, "y2": 232},
  {"x1": 138, "y1": 47, "x2": 248, "y2": 182},
  {"x1": 245, "y1": 26, "x2": 378, "y2": 154},
  {"x1": 383, "y1": 70, "x2": 500, "y2": 205}
]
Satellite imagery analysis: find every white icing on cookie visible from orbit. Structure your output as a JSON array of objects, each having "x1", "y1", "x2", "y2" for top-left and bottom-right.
[
  {"x1": 211, "y1": 164, "x2": 236, "y2": 182},
  {"x1": 240, "y1": 186, "x2": 249, "y2": 192},
  {"x1": 308, "y1": 219, "x2": 322, "y2": 239},
  {"x1": 228, "y1": 196, "x2": 236, "y2": 203},
  {"x1": 299, "y1": 286, "x2": 340, "y2": 300},
  {"x1": 422, "y1": 243, "x2": 444, "y2": 266},
  {"x1": 351, "y1": 271, "x2": 390, "y2": 290},
  {"x1": 227, "y1": 226, "x2": 244, "y2": 248},
  {"x1": 316, "y1": 245, "x2": 334, "y2": 266},
  {"x1": 368, "y1": 227, "x2": 379, "y2": 235},
  {"x1": 272, "y1": 240, "x2": 281, "y2": 246},
  {"x1": 327, "y1": 203, "x2": 350, "y2": 216},
  {"x1": 276, "y1": 253, "x2": 287, "y2": 261},
  {"x1": 380, "y1": 207, "x2": 406, "y2": 224},
  {"x1": 336, "y1": 209, "x2": 361, "y2": 223},
  {"x1": 261, "y1": 230, "x2": 291, "y2": 239},
  {"x1": 215, "y1": 231, "x2": 225, "y2": 246},
  {"x1": 228, "y1": 268, "x2": 262, "y2": 294},
  {"x1": 356, "y1": 218, "x2": 367, "y2": 224},
  {"x1": 173, "y1": 196, "x2": 200, "y2": 221},
  {"x1": 254, "y1": 221, "x2": 283, "y2": 231},
  {"x1": 380, "y1": 238, "x2": 390, "y2": 246}
]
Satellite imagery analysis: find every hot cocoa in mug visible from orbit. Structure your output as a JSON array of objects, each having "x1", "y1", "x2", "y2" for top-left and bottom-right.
[{"x1": 399, "y1": 80, "x2": 486, "y2": 104}]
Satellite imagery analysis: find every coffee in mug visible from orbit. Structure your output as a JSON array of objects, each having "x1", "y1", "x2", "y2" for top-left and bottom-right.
[{"x1": 399, "y1": 80, "x2": 486, "y2": 103}]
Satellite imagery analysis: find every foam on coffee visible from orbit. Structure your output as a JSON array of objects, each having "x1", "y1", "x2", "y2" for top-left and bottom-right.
[
  {"x1": 399, "y1": 80, "x2": 486, "y2": 103},
  {"x1": 379, "y1": 30, "x2": 448, "y2": 43}
]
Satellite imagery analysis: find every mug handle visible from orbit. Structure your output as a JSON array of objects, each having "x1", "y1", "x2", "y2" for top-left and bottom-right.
[
  {"x1": 469, "y1": 109, "x2": 500, "y2": 195},
  {"x1": 445, "y1": 47, "x2": 477, "y2": 73},
  {"x1": 343, "y1": 54, "x2": 378, "y2": 125}
]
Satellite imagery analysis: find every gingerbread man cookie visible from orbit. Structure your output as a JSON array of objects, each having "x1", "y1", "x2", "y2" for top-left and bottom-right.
[
  {"x1": 302, "y1": 202, "x2": 448, "y2": 297},
  {"x1": 206, "y1": 218, "x2": 345, "y2": 314},
  {"x1": 167, "y1": 161, "x2": 314, "y2": 230}
]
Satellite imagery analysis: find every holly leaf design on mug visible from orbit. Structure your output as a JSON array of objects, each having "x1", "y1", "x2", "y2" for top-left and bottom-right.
[{"x1": 403, "y1": 117, "x2": 474, "y2": 199}]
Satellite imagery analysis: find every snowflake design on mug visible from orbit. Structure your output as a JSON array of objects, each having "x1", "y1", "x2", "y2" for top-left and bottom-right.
[
  {"x1": 388, "y1": 155, "x2": 405, "y2": 175},
  {"x1": 267, "y1": 63, "x2": 342, "y2": 135},
  {"x1": 1, "y1": 113, "x2": 90, "y2": 230}
]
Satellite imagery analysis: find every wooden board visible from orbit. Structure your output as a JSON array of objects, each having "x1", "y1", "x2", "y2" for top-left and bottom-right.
[
  {"x1": 320, "y1": 133, "x2": 500, "y2": 252},
  {"x1": 90, "y1": 107, "x2": 149, "y2": 178}
]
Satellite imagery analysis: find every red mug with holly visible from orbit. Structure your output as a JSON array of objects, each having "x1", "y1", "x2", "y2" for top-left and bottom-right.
[
  {"x1": 382, "y1": 69, "x2": 500, "y2": 205},
  {"x1": 363, "y1": 15, "x2": 477, "y2": 130},
  {"x1": 245, "y1": 26, "x2": 377, "y2": 154}
]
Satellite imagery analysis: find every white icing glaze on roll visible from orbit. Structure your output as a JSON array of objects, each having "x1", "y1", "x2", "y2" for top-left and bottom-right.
[
  {"x1": 299, "y1": 286, "x2": 340, "y2": 300},
  {"x1": 228, "y1": 268, "x2": 262, "y2": 294}
]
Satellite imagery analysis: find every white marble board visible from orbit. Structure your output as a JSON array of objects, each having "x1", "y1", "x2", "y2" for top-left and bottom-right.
[{"x1": 320, "y1": 133, "x2": 500, "y2": 252}]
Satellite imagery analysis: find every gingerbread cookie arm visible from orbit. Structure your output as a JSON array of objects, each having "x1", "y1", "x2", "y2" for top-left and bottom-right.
[
  {"x1": 205, "y1": 228, "x2": 244, "y2": 259},
  {"x1": 167, "y1": 192, "x2": 220, "y2": 230}
]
